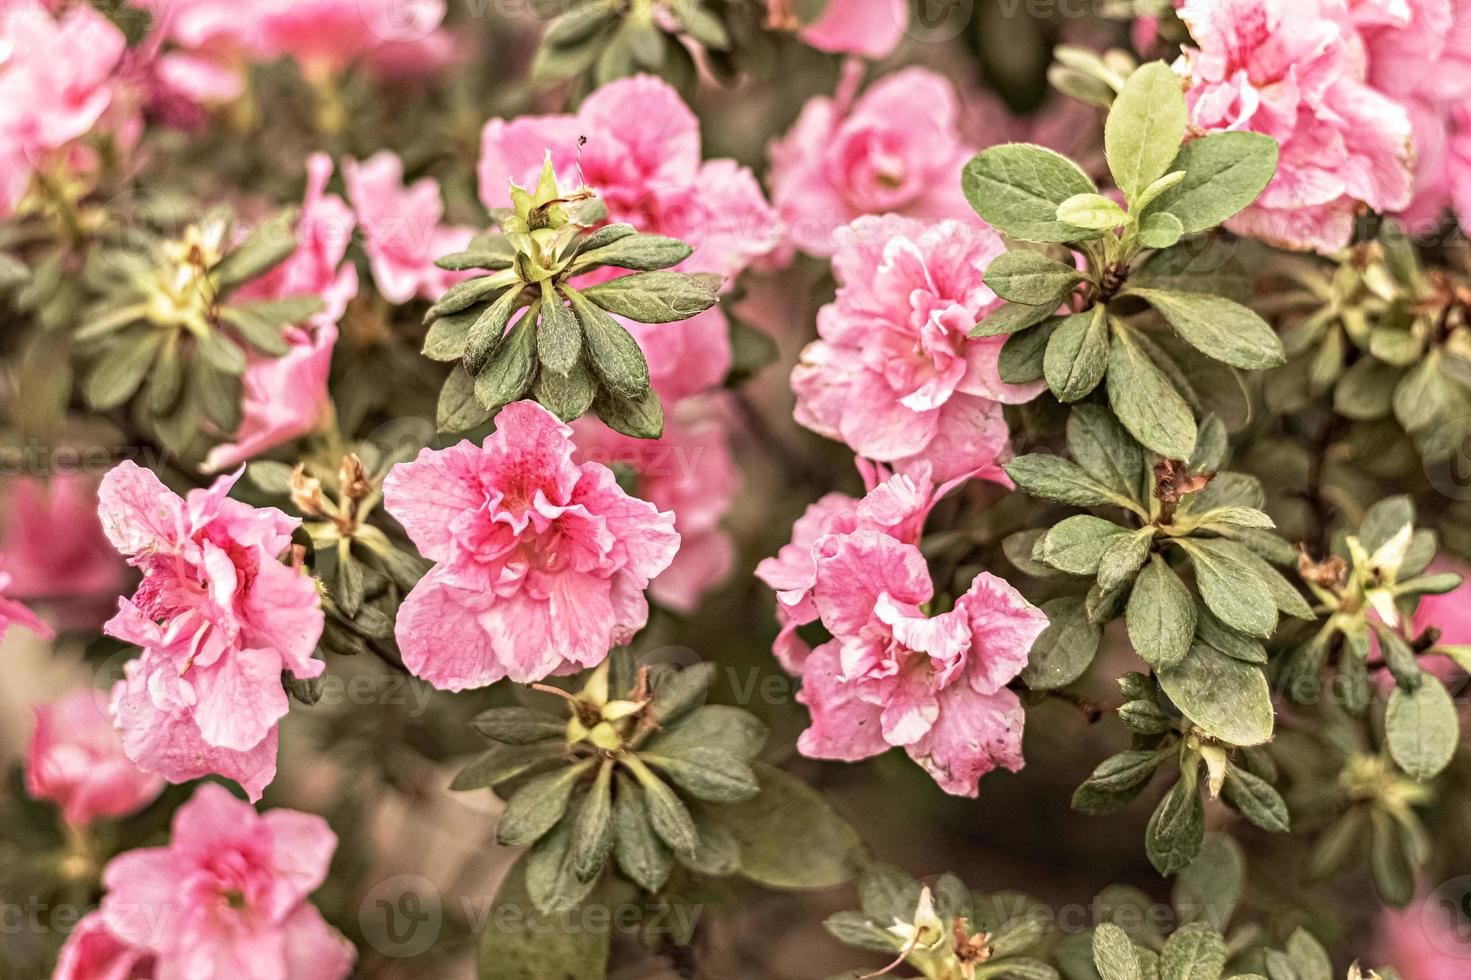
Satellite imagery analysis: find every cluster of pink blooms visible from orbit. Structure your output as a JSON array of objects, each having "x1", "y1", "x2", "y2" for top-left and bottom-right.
[
  {"x1": 55, "y1": 783, "x2": 354, "y2": 980},
  {"x1": 758, "y1": 462, "x2": 1048, "y2": 796},
  {"x1": 1173, "y1": 0, "x2": 1471, "y2": 251},
  {"x1": 98, "y1": 462, "x2": 324, "y2": 802}
]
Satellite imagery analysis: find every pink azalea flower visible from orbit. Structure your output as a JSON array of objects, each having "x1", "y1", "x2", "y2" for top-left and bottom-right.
[
  {"x1": 795, "y1": 529, "x2": 1047, "y2": 797},
  {"x1": 97, "y1": 462, "x2": 324, "y2": 801},
  {"x1": 134, "y1": 0, "x2": 269, "y2": 116},
  {"x1": 1374, "y1": 889, "x2": 1471, "y2": 979},
  {"x1": 767, "y1": 67, "x2": 977, "y2": 259},
  {"x1": 790, "y1": 214, "x2": 1042, "y2": 482},
  {"x1": 0, "y1": 4, "x2": 129, "y2": 215},
  {"x1": 26, "y1": 689, "x2": 165, "y2": 827},
  {"x1": 796, "y1": 0, "x2": 908, "y2": 58},
  {"x1": 1, "y1": 473, "x2": 127, "y2": 629},
  {"x1": 382, "y1": 401, "x2": 680, "y2": 689},
  {"x1": 757, "y1": 461, "x2": 976, "y2": 673},
  {"x1": 96, "y1": 782, "x2": 354, "y2": 979},
  {"x1": 343, "y1": 151, "x2": 473, "y2": 304},
  {"x1": 0, "y1": 570, "x2": 51, "y2": 643},
  {"x1": 255, "y1": 0, "x2": 453, "y2": 81},
  {"x1": 1174, "y1": 0, "x2": 1414, "y2": 253},
  {"x1": 53, "y1": 912, "x2": 156, "y2": 980},
  {"x1": 573, "y1": 397, "x2": 739, "y2": 613}
]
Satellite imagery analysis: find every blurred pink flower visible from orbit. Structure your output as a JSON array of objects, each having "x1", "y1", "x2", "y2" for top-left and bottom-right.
[
  {"x1": 343, "y1": 151, "x2": 473, "y2": 304},
  {"x1": 796, "y1": 529, "x2": 1047, "y2": 797},
  {"x1": 0, "y1": 4, "x2": 130, "y2": 215},
  {"x1": 255, "y1": 0, "x2": 453, "y2": 80},
  {"x1": 768, "y1": 67, "x2": 977, "y2": 259},
  {"x1": 135, "y1": 0, "x2": 268, "y2": 114},
  {"x1": 1174, "y1": 0, "x2": 1414, "y2": 253},
  {"x1": 98, "y1": 462, "x2": 323, "y2": 800},
  {"x1": 97, "y1": 783, "x2": 354, "y2": 979},
  {"x1": 757, "y1": 461, "x2": 966, "y2": 673},
  {"x1": 0, "y1": 571, "x2": 51, "y2": 643},
  {"x1": 53, "y1": 912, "x2": 156, "y2": 980},
  {"x1": 791, "y1": 214, "x2": 1041, "y2": 482},
  {"x1": 383, "y1": 401, "x2": 680, "y2": 689},
  {"x1": 573, "y1": 397, "x2": 739, "y2": 613},
  {"x1": 797, "y1": 0, "x2": 908, "y2": 58},
  {"x1": 26, "y1": 689, "x2": 164, "y2": 826},
  {"x1": 1, "y1": 473, "x2": 126, "y2": 627},
  {"x1": 1374, "y1": 888, "x2": 1471, "y2": 979}
]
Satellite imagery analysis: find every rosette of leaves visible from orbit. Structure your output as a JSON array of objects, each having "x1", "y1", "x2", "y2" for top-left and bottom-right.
[
  {"x1": 453, "y1": 654, "x2": 863, "y2": 928},
  {"x1": 246, "y1": 449, "x2": 427, "y2": 685},
  {"x1": 963, "y1": 61, "x2": 1283, "y2": 462},
  {"x1": 1006, "y1": 406, "x2": 1312, "y2": 752},
  {"x1": 1282, "y1": 496, "x2": 1463, "y2": 783},
  {"x1": 531, "y1": 0, "x2": 788, "y2": 93},
  {"x1": 823, "y1": 865, "x2": 1056, "y2": 980},
  {"x1": 424, "y1": 159, "x2": 720, "y2": 438},
  {"x1": 1266, "y1": 222, "x2": 1471, "y2": 466},
  {"x1": 68, "y1": 208, "x2": 322, "y2": 456}
]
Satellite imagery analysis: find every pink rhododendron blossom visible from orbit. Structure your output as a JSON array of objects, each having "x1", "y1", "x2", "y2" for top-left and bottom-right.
[
  {"x1": 0, "y1": 570, "x2": 51, "y2": 643},
  {"x1": 573, "y1": 398, "x2": 738, "y2": 612},
  {"x1": 796, "y1": 0, "x2": 908, "y2": 58},
  {"x1": 26, "y1": 689, "x2": 165, "y2": 826},
  {"x1": 54, "y1": 912, "x2": 156, "y2": 980},
  {"x1": 1374, "y1": 889, "x2": 1471, "y2": 979},
  {"x1": 98, "y1": 462, "x2": 324, "y2": 800},
  {"x1": 1, "y1": 473, "x2": 127, "y2": 627},
  {"x1": 383, "y1": 401, "x2": 680, "y2": 689},
  {"x1": 135, "y1": 0, "x2": 268, "y2": 117},
  {"x1": 343, "y1": 151, "x2": 473, "y2": 304},
  {"x1": 768, "y1": 68, "x2": 977, "y2": 258},
  {"x1": 96, "y1": 782, "x2": 355, "y2": 979},
  {"x1": 794, "y1": 529, "x2": 1047, "y2": 797},
  {"x1": 0, "y1": 4, "x2": 130, "y2": 215},
  {"x1": 790, "y1": 215, "x2": 1042, "y2": 481},
  {"x1": 757, "y1": 461, "x2": 977, "y2": 673},
  {"x1": 255, "y1": 0, "x2": 453, "y2": 80},
  {"x1": 1174, "y1": 0, "x2": 1414, "y2": 253}
]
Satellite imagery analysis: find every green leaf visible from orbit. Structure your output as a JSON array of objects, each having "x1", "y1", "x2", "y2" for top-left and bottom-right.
[
  {"x1": 472, "y1": 708, "x2": 566, "y2": 745},
  {"x1": 1038, "y1": 515, "x2": 1130, "y2": 575},
  {"x1": 825, "y1": 911, "x2": 901, "y2": 954},
  {"x1": 422, "y1": 307, "x2": 479, "y2": 362},
  {"x1": 1334, "y1": 358, "x2": 1401, "y2": 420},
  {"x1": 1177, "y1": 539, "x2": 1278, "y2": 638},
  {"x1": 1093, "y1": 922, "x2": 1142, "y2": 980},
  {"x1": 526, "y1": 814, "x2": 600, "y2": 914},
  {"x1": 704, "y1": 763, "x2": 863, "y2": 889},
  {"x1": 1221, "y1": 766, "x2": 1289, "y2": 832},
  {"x1": 535, "y1": 362, "x2": 597, "y2": 422},
  {"x1": 973, "y1": 301, "x2": 1060, "y2": 338},
  {"x1": 213, "y1": 209, "x2": 299, "y2": 289},
  {"x1": 1284, "y1": 929, "x2": 1332, "y2": 980},
  {"x1": 624, "y1": 757, "x2": 698, "y2": 855},
  {"x1": 1072, "y1": 750, "x2": 1163, "y2": 815},
  {"x1": 1370, "y1": 811, "x2": 1415, "y2": 907},
  {"x1": 450, "y1": 743, "x2": 567, "y2": 791},
  {"x1": 1127, "y1": 557, "x2": 1197, "y2": 669},
  {"x1": 1004, "y1": 454, "x2": 1131, "y2": 508},
  {"x1": 1068, "y1": 404, "x2": 1148, "y2": 503},
  {"x1": 612, "y1": 774, "x2": 672, "y2": 891},
  {"x1": 1147, "y1": 777, "x2": 1205, "y2": 876},
  {"x1": 1139, "y1": 212, "x2": 1185, "y2": 250},
  {"x1": 1125, "y1": 289, "x2": 1285, "y2": 370},
  {"x1": 1108, "y1": 326, "x2": 1197, "y2": 459},
  {"x1": 592, "y1": 384, "x2": 663, "y2": 439},
  {"x1": 475, "y1": 314, "x2": 539, "y2": 414},
  {"x1": 222, "y1": 297, "x2": 321, "y2": 355},
  {"x1": 962, "y1": 143, "x2": 1103, "y2": 243},
  {"x1": 1119, "y1": 700, "x2": 1173, "y2": 735},
  {"x1": 580, "y1": 271, "x2": 720, "y2": 323},
  {"x1": 1057, "y1": 193, "x2": 1127, "y2": 230},
  {"x1": 1160, "y1": 922, "x2": 1226, "y2": 980},
  {"x1": 1021, "y1": 596, "x2": 1104, "y2": 690},
  {"x1": 464, "y1": 287, "x2": 526, "y2": 375},
  {"x1": 1045, "y1": 307, "x2": 1111, "y2": 402},
  {"x1": 573, "y1": 233, "x2": 693, "y2": 273},
  {"x1": 196, "y1": 328, "x2": 248, "y2": 375},
  {"x1": 1157, "y1": 640, "x2": 1274, "y2": 746},
  {"x1": 1098, "y1": 528, "x2": 1156, "y2": 592},
  {"x1": 83, "y1": 330, "x2": 161, "y2": 410},
  {"x1": 645, "y1": 705, "x2": 768, "y2": 762},
  {"x1": 567, "y1": 288, "x2": 651, "y2": 399},
  {"x1": 537, "y1": 282, "x2": 582, "y2": 375},
  {"x1": 496, "y1": 760, "x2": 595, "y2": 847},
  {"x1": 1141, "y1": 132, "x2": 1279, "y2": 234},
  {"x1": 984, "y1": 250, "x2": 1086, "y2": 306},
  {"x1": 429, "y1": 274, "x2": 513, "y2": 322},
  {"x1": 477, "y1": 855, "x2": 608, "y2": 980},
  {"x1": 1173, "y1": 833, "x2": 1244, "y2": 930},
  {"x1": 438, "y1": 364, "x2": 494, "y2": 433},
  {"x1": 998, "y1": 318, "x2": 1060, "y2": 383},
  {"x1": 1106, "y1": 61, "x2": 1188, "y2": 202},
  {"x1": 643, "y1": 749, "x2": 759, "y2": 803},
  {"x1": 1386, "y1": 677, "x2": 1458, "y2": 780},
  {"x1": 571, "y1": 761, "x2": 615, "y2": 882}
]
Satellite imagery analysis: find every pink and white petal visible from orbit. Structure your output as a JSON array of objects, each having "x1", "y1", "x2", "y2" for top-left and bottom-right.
[
  {"x1": 262, "y1": 810, "x2": 337, "y2": 909},
  {"x1": 282, "y1": 905, "x2": 356, "y2": 980},
  {"x1": 394, "y1": 568, "x2": 511, "y2": 691},
  {"x1": 100, "y1": 847, "x2": 180, "y2": 951},
  {"x1": 97, "y1": 461, "x2": 185, "y2": 556},
  {"x1": 243, "y1": 558, "x2": 325, "y2": 678},
  {"x1": 189, "y1": 646, "x2": 290, "y2": 752},
  {"x1": 955, "y1": 572, "x2": 1050, "y2": 695},
  {"x1": 811, "y1": 531, "x2": 933, "y2": 635},
  {"x1": 906, "y1": 685, "x2": 1026, "y2": 798},
  {"x1": 382, "y1": 440, "x2": 498, "y2": 563},
  {"x1": 797, "y1": 641, "x2": 891, "y2": 761}
]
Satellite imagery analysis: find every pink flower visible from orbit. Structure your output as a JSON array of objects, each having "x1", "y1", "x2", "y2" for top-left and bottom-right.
[
  {"x1": 0, "y1": 570, "x2": 51, "y2": 643},
  {"x1": 383, "y1": 401, "x2": 680, "y2": 689},
  {"x1": 135, "y1": 0, "x2": 269, "y2": 115},
  {"x1": 795, "y1": 529, "x2": 1047, "y2": 797},
  {"x1": 1174, "y1": 0, "x2": 1414, "y2": 253},
  {"x1": 97, "y1": 462, "x2": 324, "y2": 801},
  {"x1": 54, "y1": 912, "x2": 156, "y2": 980},
  {"x1": 255, "y1": 0, "x2": 453, "y2": 81},
  {"x1": 797, "y1": 0, "x2": 908, "y2": 58},
  {"x1": 96, "y1": 783, "x2": 354, "y2": 979},
  {"x1": 1, "y1": 473, "x2": 126, "y2": 628},
  {"x1": 1374, "y1": 889, "x2": 1471, "y2": 979},
  {"x1": 26, "y1": 689, "x2": 164, "y2": 826},
  {"x1": 573, "y1": 397, "x2": 739, "y2": 613},
  {"x1": 757, "y1": 461, "x2": 976, "y2": 673},
  {"x1": 768, "y1": 68, "x2": 977, "y2": 259},
  {"x1": 343, "y1": 151, "x2": 473, "y2": 304},
  {"x1": 790, "y1": 214, "x2": 1041, "y2": 482}
]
